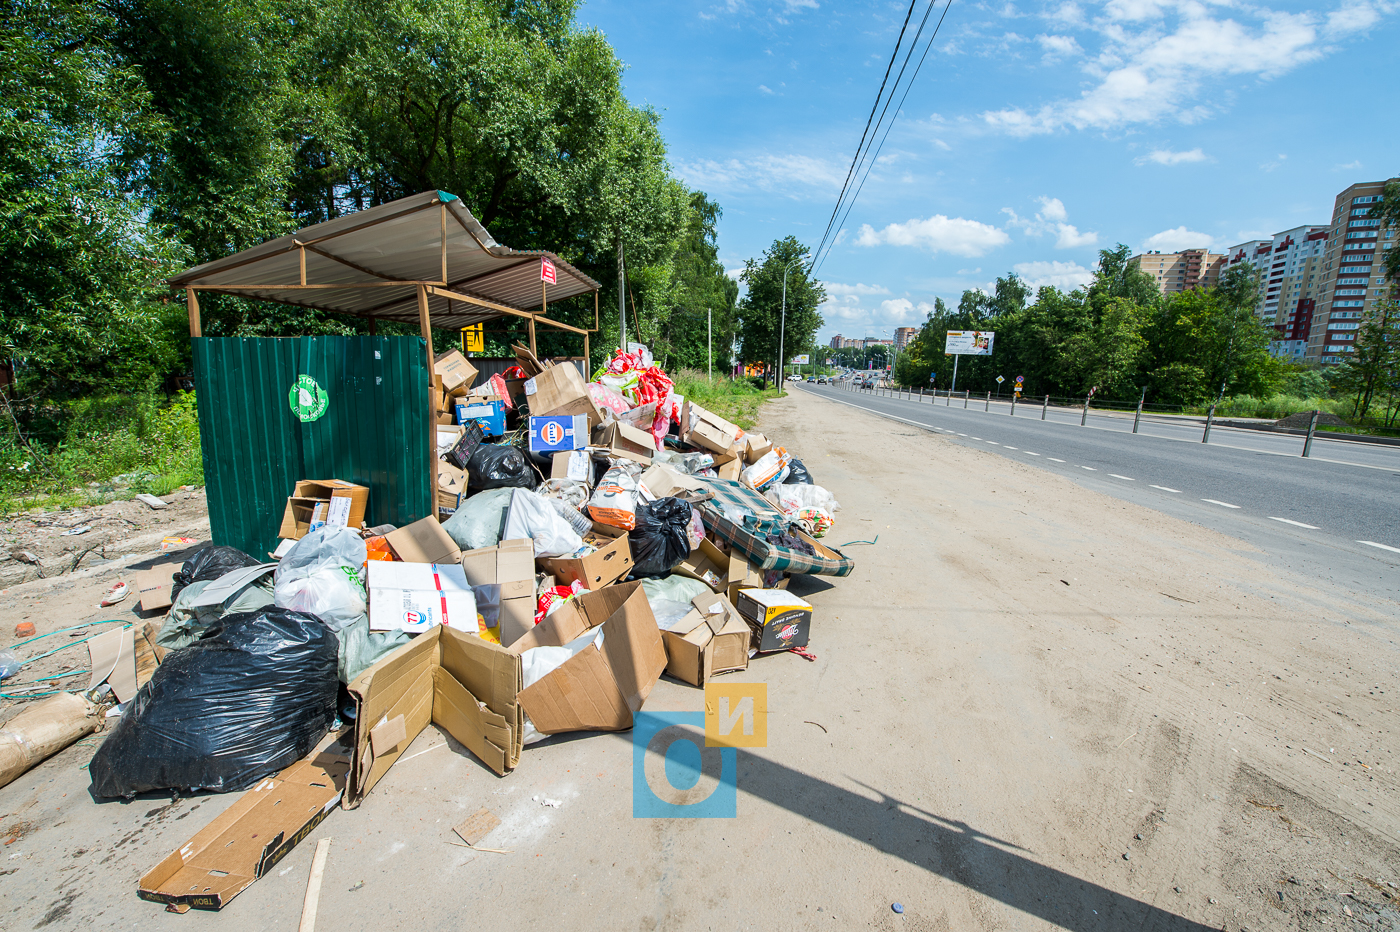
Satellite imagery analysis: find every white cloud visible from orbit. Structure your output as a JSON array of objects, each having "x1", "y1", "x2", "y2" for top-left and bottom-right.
[
  {"x1": 854, "y1": 215, "x2": 1011, "y2": 256},
  {"x1": 758, "y1": 84, "x2": 774, "y2": 95},
  {"x1": 1037, "y1": 33, "x2": 1083, "y2": 59},
  {"x1": 725, "y1": 268, "x2": 744, "y2": 281},
  {"x1": 784, "y1": 0, "x2": 819, "y2": 9},
  {"x1": 933, "y1": 138, "x2": 951, "y2": 151},
  {"x1": 1334, "y1": 159, "x2": 1363, "y2": 171},
  {"x1": 1137, "y1": 147, "x2": 1208, "y2": 165},
  {"x1": 674, "y1": 153, "x2": 845, "y2": 195},
  {"x1": 1013, "y1": 260, "x2": 1096, "y2": 290},
  {"x1": 1143, "y1": 226, "x2": 1216, "y2": 251},
  {"x1": 1260, "y1": 153, "x2": 1288, "y2": 172},
  {"x1": 825, "y1": 282, "x2": 892, "y2": 297},
  {"x1": 981, "y1": 1, "x2": 1389, "y2": 136},
  {"x1": 1003, "y1": 196, "x2": 1099, "y2": 249}
]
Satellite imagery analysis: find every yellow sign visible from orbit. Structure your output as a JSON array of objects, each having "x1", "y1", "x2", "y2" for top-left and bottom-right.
[{"x1": 460, "y1": 324, "x2": 484, "y2": 353}]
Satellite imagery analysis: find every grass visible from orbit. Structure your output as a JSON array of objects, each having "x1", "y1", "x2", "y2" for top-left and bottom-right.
[
  {"x1": 671, "y1": 369, "x2": 780, "y2": 430},
  {"x1": 1182, "y1": 394, "x2": 1353, "y2": 420},
  {"x1": 0, "y1": 391, "x2": 204, "y2": 514}
]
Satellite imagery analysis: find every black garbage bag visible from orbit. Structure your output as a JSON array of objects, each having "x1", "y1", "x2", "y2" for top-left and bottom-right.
[
  {"x1": 630, "y1": 497, "x2": 692, "y2": 577},
  {"x1": 170, "y1": 546, "x2": 264, "y2": 602},
  {"x1": 88, "y1": 608, "x2": 338, "y2": 798},
  {"x1": 783, "y1": 458, "x2": 815, "y2": 485},
  {"x1": 468, "y1": 442, "x2": 536, "y2": 490}
]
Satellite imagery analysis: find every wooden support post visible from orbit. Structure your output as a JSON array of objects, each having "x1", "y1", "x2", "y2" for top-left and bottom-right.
[
  {"x1": 528, "y1": 315, "x2": 537, "y2": 356},
  {"x1": 593, "y1": 290, "x2": 599, "y2": 331},
  {"x1": 186, "y1": 288, "x2": 201, "y2": 337},
  {"x1": 417, "y1": 284, "x2": 437, "y2": 510},
  {"x1": 368, "y1": 316, "x2": 377, "y2": 335},
  {"x1": 439, "y1": 203, "x2": 447, "y2": 284},
  {"x1": 299, "y1": 246, "x2": 307, "y2": 285},
  {"x1": 584, "y1": 332, "x2": 590, "y2": 374}
]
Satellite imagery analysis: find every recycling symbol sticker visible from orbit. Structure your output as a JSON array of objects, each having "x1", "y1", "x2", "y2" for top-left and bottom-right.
[{"x1": 289, "y1": 374, "x2": 329, "y2": 422}]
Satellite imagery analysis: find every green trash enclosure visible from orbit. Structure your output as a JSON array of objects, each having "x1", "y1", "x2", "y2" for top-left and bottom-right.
[{"x1": 192, "y1": 336, "x2": 431, "y2": 556}]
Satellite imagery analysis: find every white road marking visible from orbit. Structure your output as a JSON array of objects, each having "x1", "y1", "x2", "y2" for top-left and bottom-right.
[
  {"x1": 1025, "y1": 451, "x2": 1040, "y2": 456},
  {"x1": 957, "y1": 433, "x2": 967, "y2": 436},
  {"x1": 987, "y1": 441, "x2": 1000, "y2": 445},
  {"x1": 1079, "y1": 466, "x2": 1096, "y2": 471},
  {"x1": 1150, "y1": 485, "x2": 1182, "y2": 493},
  {"x1": 1202, "y1": 499, "x2": 1241, "y2": 509},
  {"x1": 1358, "y1": 540, "x2": 1400, "y2": 554},
  {"x1": 972, "y1": 437, "x2": 982, "y2": 441},
  {"x1": 1108, "y1": 474, "x2": 1136, "y2": 481},
  {"x1": 1004, "y1": 446, "x2": 1017, "y2": 450},
  {"x1": 1048, "y1": 457, "x2": 1065, "y2": 463},
  {"x1": 1268, "y1": 517, "x2": 1319, "y2": 529}
]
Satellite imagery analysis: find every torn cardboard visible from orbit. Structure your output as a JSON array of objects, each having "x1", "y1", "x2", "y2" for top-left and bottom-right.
[
  {"x1": 277, "y1": 480, "x2": 369, "y2": 540},
  {"x1": 592, "y1": 421, "x2": 657, "y2": 465},
  {"x1": 460, "y1": 539, "x2": 536, "y2": 647},
  {"x1": 132, "y1": 564, "x2": 179, "y2": 612},
  {"x1": 386, "y1": 516, "x2": 462, "y2": 565},
  {"x1": 538, "y1": 525, "x2": 632, "y2": 590},
  {"x1": 662, "y1": 593, "x2": 751, "y2": 686}
]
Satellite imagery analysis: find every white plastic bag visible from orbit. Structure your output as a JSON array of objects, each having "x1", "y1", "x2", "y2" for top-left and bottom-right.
[
  {"x1": 767, "y1": 483, "x2": 842, "y2": 515},
  {"x1": 273, "y1": 526, "x2": 367, "y2": 631},
  {"x1": 588, "y1": 462, "x2": 642, "y2": 530},
  {"x1": 519, "y1": 628, "x2": 604, "y2": 745},
  {"x1": 740, "y1": 447, "x2": 792, "y2": 492},
  {"x1": 503, "y1": 488, "x2": 584, "y2": 558}
]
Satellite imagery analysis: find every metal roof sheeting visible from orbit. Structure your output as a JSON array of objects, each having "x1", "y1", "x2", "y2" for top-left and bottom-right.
[{"x1": 170, "y1": 191, "x2": 599, "y2": 328}]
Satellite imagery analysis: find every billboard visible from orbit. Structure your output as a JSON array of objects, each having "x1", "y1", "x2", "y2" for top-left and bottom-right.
[
  {"x1": 791, "y1": 355, "x2": 810, "y2": 365},
  {"x1": 945, "y1": 330, "x2": 994, "y2": 356}
]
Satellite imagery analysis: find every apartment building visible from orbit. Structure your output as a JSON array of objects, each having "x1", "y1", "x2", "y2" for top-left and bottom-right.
[
  {"x1": 1309, "y1": 179, "x2": 1398, "y2": 364},
  {"x1": 1129, "y1": 248, "x2": 1227, "y2": 294},
  {"x1": 1223, "y1": 225, "x2": 1329, "y2": 360},
  {"x1": 894, "y1": 327, "x2": 916, "y2": 352}
]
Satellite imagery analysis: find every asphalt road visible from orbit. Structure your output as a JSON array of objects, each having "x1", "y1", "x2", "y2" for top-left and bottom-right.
[{"x1": 797, "y1": 380, "x2": 1400, "y2": 610}]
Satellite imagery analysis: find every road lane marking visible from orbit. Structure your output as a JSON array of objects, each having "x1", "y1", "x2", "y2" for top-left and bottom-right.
[
  {"x1": 987, "y1": 441, "x2": 999, "y2": 445},
  {"x1": 1202, "y1": 499, "x2": 1241, "y2": 509},
  {"x1": 1358, "y1": 540, "x2": 1400, "y2": 554},
  {"x1": 1079, "y1": 466, "x2": 1096, "y2": 471},
  {"x1": 1150, "y1": 485, "x2": 1182, "y2": 493},
  {"x1": 1269, "y1": 517, "x2": 1319, "y2": 529},
  {"x1": 1048, "y1": 457, "x2": 1065, "y2": 463},
  {"x1": 1108, "y1": 474, "x2": 1135, "y2": 481},
  {"x1": 1025, "y1": 451, "x2": 1040, "y2": 456},
  {"x1": 972, "y1": 437, "x2": 983, "y2": 441},
  {"x1": 957, "y1": 433, "x2": 967, "y2": 436},
  {"x1": 1004, "y1": 446, "x2": 1017, "y2": 450}
]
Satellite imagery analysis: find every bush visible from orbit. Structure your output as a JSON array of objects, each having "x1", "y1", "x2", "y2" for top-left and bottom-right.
[
  {"x1": 1185, "y1": 394, "x2": 1351, "y2": 420},
  {"x1": 670, "y1": 369, "x2": 778, "y2": 430}
]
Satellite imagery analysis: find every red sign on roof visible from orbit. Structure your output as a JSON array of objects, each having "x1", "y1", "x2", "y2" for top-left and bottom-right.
[{"x1": 540, "y1": 258, "x2": 557, "y2": 285}]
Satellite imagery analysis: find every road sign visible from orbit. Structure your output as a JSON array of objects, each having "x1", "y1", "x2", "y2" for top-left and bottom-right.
[
  {"x1": 996, "y1": 375, "x2": 1005, "y2": 384},
  {"x1": 945, "y1": 330, "x2": 994, "y2": 356},
  {"x1": 540, "y1": 258, "x2": 557, "y2": 285},
  {"x1": 1015, "y1": 375, "x2": 1024, "y2": 384},
  {"x1": 461, "y1": 324, "x2": 484, "y2": 353}
]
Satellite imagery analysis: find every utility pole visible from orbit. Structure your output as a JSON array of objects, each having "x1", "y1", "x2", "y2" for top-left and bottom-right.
[
  {"x1": 617, "y1": 238, "x2": 626, "y2": 350},
  {"x1": 707, "y1": 306, "x2": 712, "y2": 382}
]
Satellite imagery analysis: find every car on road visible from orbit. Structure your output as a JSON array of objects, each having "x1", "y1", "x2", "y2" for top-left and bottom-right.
[
  {"x1": 817, "y1": 377, "x2": 827, "y2": 384},
  {"x1": 805, "y1": 377, "x2": 815, "y2": 383}
]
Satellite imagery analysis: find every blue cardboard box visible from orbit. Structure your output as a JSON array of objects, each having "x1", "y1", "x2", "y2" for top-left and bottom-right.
[
  {"x1": 528, "y1": 414, "x2": 589, "y2": 453},
  {"x1": 456, "y1": 399, "x2": 506, "y2": 437}
]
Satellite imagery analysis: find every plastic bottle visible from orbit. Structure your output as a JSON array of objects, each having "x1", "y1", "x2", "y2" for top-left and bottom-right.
[{"x1": 0, "y1": 648, "x2": 20, "y2": 681}]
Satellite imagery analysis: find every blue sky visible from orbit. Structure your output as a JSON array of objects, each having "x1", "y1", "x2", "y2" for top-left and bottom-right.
[{"x1": 577, "y1": 0, "x2": 1399, "y2": 347}]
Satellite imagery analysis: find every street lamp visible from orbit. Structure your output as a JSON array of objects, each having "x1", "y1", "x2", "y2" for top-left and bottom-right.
[{"x1": 778, "y1": 253, "x2": 811, "y2": 394}]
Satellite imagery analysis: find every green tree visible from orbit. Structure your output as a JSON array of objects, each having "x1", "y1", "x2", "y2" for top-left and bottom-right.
[
  {"x1": 1368, "y1": 179, "x2": 1400, "y2": 285},
  {"x1": 736, "y1": 237, "x2": 825, "y2": 382},
  {"x1": 1330, "y1": 299, "x2": 1399, "y2": 420}
]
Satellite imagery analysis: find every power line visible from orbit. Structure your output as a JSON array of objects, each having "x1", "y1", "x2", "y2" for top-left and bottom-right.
[{"x1": 810, "y1": 0, "x2": 921, "y2": 270}]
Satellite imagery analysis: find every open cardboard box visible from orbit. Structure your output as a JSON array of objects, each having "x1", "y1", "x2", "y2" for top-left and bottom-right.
[
  {"x1": 507, "y1": 581, "x2": 667, "y2": 736},
  {"x1": 277, "y1": 480, "x2": 369, "y2": 540},
  {"x1": 681, "y1": 401, "x2": 741, "y2": 456},
  {"x1": 346, "y1": 625, "x2": 524, "y2": 805},
  {"x1": 673, "y1": 537, "x2": 728, "y2": 592},
  {"x1": 461, "y1": 539, "x2": 536, "y2": 647},
  {"x1": 386, "y1": 515, "x2": 462, "y2": 564},
  {"x1": 662, "y1": 592, "x2": 751, "y2": 686},
  {"x1": 538, "y1": 524, "x2": 632, "y2": 590},
  {"x1": 523, "y1": 357, "x2": 604, "y2": 429},
  {"x1": 592, "y1": 421, "x2": 657, "y2": 466},
  {"x1": 139, "y1": 737, "x2": 351, "y2": 912},
  {"x1": 743, "y1": 431, "x2": 774, "y2": 464},
  {"x1": 434, "y1": 348, "x2": 478, "y2": 396}
]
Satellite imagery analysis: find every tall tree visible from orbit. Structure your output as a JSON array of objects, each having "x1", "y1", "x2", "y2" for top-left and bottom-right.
[
  {"x1": 1330, "y1": 299, "x2": 1399, "y2": 420},
  {"x1": 736, "y1": 237, "x2": 825, "y2": 381}
]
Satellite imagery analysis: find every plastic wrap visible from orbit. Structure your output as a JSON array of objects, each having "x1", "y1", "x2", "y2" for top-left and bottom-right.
[
  {"x1": 272, "y1": 526, "x2": 367, "y2": 631},
  {"x1": 334, "y1": 616, "x2": 414, "y2": 684},
  {"x1": 442, "y1": 487, "x2": 513, "y2": 550},
  {"x1": 87, "y1": 608, "x2": 339, "y2": 797},
  {"x1": 630, "y1": 497, "x2": 693, "y2": 577},
  {"x1": 170, "y1": 546, "x2": 263, "y2": 602},
  {"x1": 468, "y1": 443, "x2": 537, "y2": 490},
  {"x1": 740, "y1": 447, "x2": 792, "y2": 492}
]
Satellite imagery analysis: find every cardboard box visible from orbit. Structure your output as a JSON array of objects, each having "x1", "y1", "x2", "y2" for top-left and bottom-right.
[
  {"x1": 743, "y1": 432, "x2": 774, "y2": 464},
  {"x1": 673, "y1": 538, "x2": 728, "y2": 592},
  {"x1": 368, "y1": 561, "x2": 478, "y2": 633},
  {"x1": 529, "y1": 414, "x2": 589, "y2": 453},
  {"x1": 437, "y1": 460, "x2": 468, "y2": 511},
  {"x1": 638, "y1": 463, "x2": 704, "y2": 499},
  {"x1": 681, "y1": 402, "x2": 741, "y2": 455},
  {"x1": 277, "y1": 480, "x2": 370, "y2": 540},
  {"x1": 538, "y1": 525, "x2": 632, "y2": 590},
  {"x1": 735, "y1": 588, "x2": 813, "y2": 653},
  {"x1": 662, "y1": 593, "x2": 751, "y2": 686},
  {"x1": 506, "y1": 581, "x2": 667, "y2": 736},
  {"x1": 139, "y1": 741, "x2": 350, "y2": 911},
  {"x1": 725, "y1": 551, "x2": 764, "y2": 604},
  {"x1": 456, "y1": 399, "x2": 506, "y2": 437},
  {"x1": 714, "y1": 452, "x2": 742, "y2": 482},
  {"x1": 132, "y1": 564, "x2": 179, "y2": 612},
  {"x1": 386, "y1": 515, "x2": 461, "y2": 565},
  {"x1": 592, "y1": 421, "x2": 657, "y2": 466},
  {"x1": 460, "y1": 539, "x2": 536, "y2": 648},
  {"x1": 346, "y1": 625, "x2": 523, "y2": 804},
  {"x1": 434, "y1": 349, "x2": 478, "y2": 396},
  {"x1": 551, "y1": 450, "x2": 593, "y2": 486},
  {"x1": 524, "y1": 363, "x2": 604, "y2": 428}
]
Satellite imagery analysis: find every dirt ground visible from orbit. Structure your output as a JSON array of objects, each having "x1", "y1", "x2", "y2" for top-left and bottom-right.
[{"x1": 0, "y1": 389, "x2": 1396, "y2": 931}]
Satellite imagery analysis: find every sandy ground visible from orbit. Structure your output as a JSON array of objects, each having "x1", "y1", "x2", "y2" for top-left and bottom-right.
[{"x1": 0, "y1": 389, "x2": 1397, "y2": 931}]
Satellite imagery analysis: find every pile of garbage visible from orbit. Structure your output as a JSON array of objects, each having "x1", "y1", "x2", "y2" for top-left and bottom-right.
[{"x1": 0, "y1": 342, "x2": 856, "y2": 912}]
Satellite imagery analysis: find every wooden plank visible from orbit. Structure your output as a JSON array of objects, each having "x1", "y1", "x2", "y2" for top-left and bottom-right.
[
  {"x1": 298, "y1": 838, "x2": 332, "y2": 932},
  {"x1": 186, "y1": 288, "x2": 201, "y2": 338},
  {"x1": 133, "y1": 621, "x2": 167, "y2": 689}
]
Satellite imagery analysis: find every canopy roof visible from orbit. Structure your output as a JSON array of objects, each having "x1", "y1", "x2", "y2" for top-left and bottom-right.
[{"x1": 169, "y1": 191, "x2": 599, "y2": 331}]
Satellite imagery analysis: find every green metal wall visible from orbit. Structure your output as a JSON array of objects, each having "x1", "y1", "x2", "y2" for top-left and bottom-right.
[{"x1": 192, "y1": 336, "x2": 431, "y2": 556}]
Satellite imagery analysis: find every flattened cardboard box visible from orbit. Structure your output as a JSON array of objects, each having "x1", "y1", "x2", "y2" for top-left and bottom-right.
[
  {"x1": 346, "y1": 625, "x2": 523, "y2": 807},
  {"x1": 460, "y1": 538, "x2": 536, "y2": 648},
  {"x1": 538, "y1": 525, "x2": 632, "y2": 590},
  {"x1": 507, "y1": 581, "x2": 667, "y2": 736},
  {"x1": 133, "y1": 563, "x2": 179, "y2": 612},
  {"x1": 662, "y1": 593, "x2": 750, "y2": 686},
  {"x1": 139, "y1": 741, "x2": 350, "y2": 911},
  {"x1": 386, "y1": 515, "x2": 462, "y2": 565}
]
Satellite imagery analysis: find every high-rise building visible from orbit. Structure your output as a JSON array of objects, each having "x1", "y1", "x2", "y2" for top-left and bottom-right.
[
  {"x1": 1223, "y1": 225, "x2": 1329, "y2": 361},
  {"x1": 1129, "y1": 248, "x2": 1227, "y2": 294},
  {"x1": 828, "y1": 334, "x2": 844, "y2": 350},
  {"x1": 894, "y1": 327, "x2": 916, "y2": 351},
  {"x1": 1309, "y1": 179, "x2": 1398, "y2": 364}
]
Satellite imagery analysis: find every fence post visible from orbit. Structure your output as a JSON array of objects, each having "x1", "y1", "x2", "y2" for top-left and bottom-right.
[
  {"x1": 964, "y1": 391, "x2": 969, "y2": 409},
  {"x1": 1132, "y1": 386, "x2": 1146, "y2": 434},
  {"x1": 1010, "y1": 394, "x2": 1017, "y2": 416},
  {"x1": 985, "y1": 391, "x2": 990, "y2": 412},
  {"x1": 1081, "y1": 394, "x2": 1090, "y2": 426},
  {"x1": 1302, "y1": 409, "x2": 1319, "y2": 457},
  {"x1": 1041, "y1": 395, "x2": 1048, "y2": 420},
  {"x1": 1202, "y1": 404, "x2": 1216, "y2": 443}
]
